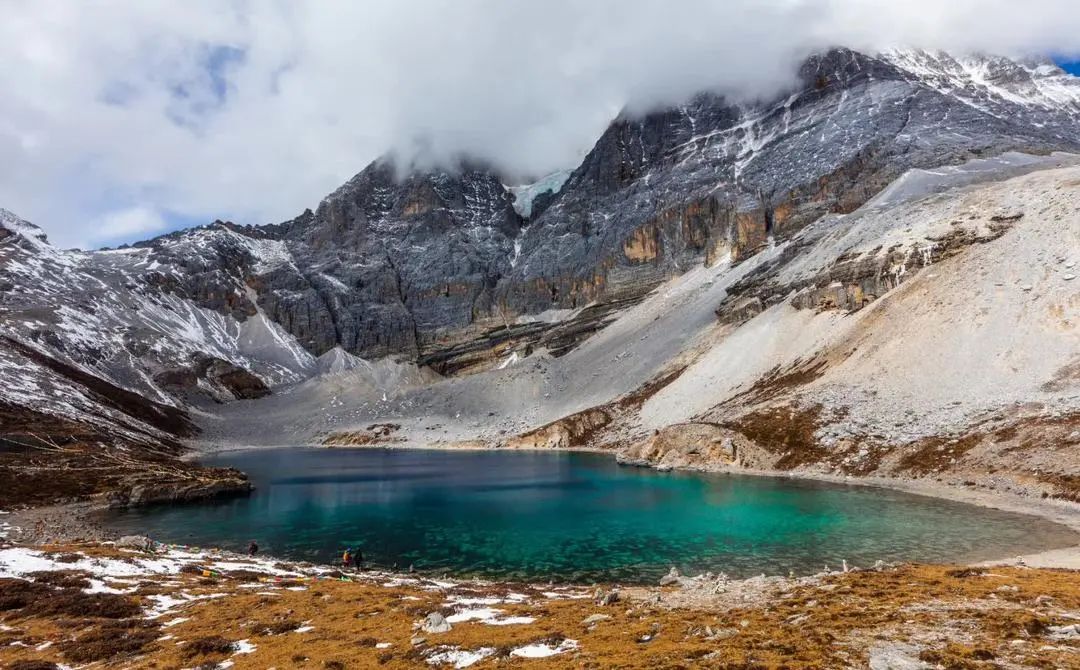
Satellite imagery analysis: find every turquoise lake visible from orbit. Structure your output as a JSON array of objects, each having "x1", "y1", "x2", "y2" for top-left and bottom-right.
[{"x1": 103, "y1": 448, "x2": 1077, "y2": 583}]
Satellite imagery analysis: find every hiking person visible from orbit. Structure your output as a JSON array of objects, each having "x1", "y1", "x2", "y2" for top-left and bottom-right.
[
  {"x1": 247, "y1": 540, "x2": 258, "y2": 556},
  {"x1": 352, "y1": 547, "x2": 364, "y2": 572},
  {"x1": 342, "y1": 547, "x2": 352, "y2": 570}
]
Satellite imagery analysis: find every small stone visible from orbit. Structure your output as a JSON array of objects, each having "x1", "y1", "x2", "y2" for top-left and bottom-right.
[
  {"x1": 1063, "y1": 274, "x2": 1076, "y2": 281},
  {"x1": 582, "y1": 614, "x2": 612, "y2": 626},
  {"x1": 636, "y1": 622, "x2": 661, "y2": 643},
  {"x1": 410, "y1": 636, "x2": 426, "y2": 646}
]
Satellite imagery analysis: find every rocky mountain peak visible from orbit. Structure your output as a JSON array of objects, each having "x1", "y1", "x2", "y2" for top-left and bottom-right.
[
  {"x1": 0, "y1": 208, "x2": 51, "y2": 250},
  {"x1": 497, "y1": 46, "x2": 1080, "y2": 322},
  {"x1": 300, "y1": 154, "x2": 521, "y2": 248},
  {"x1": 880, "y1": 48, "x2": 1080, "y2": 119}
]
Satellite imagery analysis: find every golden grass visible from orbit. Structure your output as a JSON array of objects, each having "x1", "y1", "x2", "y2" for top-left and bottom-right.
[{"x1": 1, "y1": 546, "x2": 1078, "y2": 669}]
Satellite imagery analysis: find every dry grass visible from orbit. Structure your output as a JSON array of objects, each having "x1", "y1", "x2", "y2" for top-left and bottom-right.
[{"x1": 1, "y1": 546, "x2": 1078, "y2": 669}]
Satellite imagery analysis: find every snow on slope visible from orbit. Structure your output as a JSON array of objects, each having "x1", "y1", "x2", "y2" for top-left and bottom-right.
[
  {"x1": 0, "y1": 211, "x2": 321, "y2": 418},
  {"x1": 882, "y1": 50, "x2": 1080, "y2": 117},
  {"x1": 508, "y1": 170, "x2": 572, "y2": 218}
]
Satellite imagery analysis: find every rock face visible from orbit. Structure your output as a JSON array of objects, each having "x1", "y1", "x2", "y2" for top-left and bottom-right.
[
  {"x1": 262, "y1": 159, "x2": 523, "y2": 359},
  {"x1": 1, "y1": 47, "x2": 1079, "y2": 444},
  {"x1": 155, "y1": 355, "x2": 272, "y2": 402},
  {"x1": 716, "y1": 205, "x2": 1021, "y2": 322},
  {"x1": 497, "y1": 50, "x2": 1080, "y2": 320},
  {"x1": 121, "y1": 49, "x2": 1079, "y2": 376},
  {"x1": 616, "y1": 423, "x2": 776, "y2": 471}
]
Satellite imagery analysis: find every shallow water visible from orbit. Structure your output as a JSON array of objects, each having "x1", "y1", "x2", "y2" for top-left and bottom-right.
[{"x1": 104, "y1": 448, "x2": 1077, "y2": 583}]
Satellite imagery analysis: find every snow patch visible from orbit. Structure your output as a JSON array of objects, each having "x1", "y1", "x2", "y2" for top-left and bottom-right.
[
  {"x1": 508, "y1": 170, "x2": 571, "y2": 218},
  {"x1": 426, "y1": 646, "x2": 496, "y2": 668},
  {"x1": 510, "y1": 638, "x2": 579, "y2": 658}
]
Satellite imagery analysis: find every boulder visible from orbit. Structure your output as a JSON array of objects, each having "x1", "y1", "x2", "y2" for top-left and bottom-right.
[
  {"x1": 421, "y1": 612, "x2": 452, "y2": 634},
  {"x1": 594, "y1": 588, "x2": 620, "y2": 606},
  {"x1": 116, "y1": 535, "x2": 152, "y2": 550},
  {"x1": 659, "y1": 566, "x2": 682, "y2": 586}
]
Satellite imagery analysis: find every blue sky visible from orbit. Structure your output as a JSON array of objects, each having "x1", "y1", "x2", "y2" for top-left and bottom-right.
[{"x1": 1059, "y1": 60, "x2": 1080, "y2": 75}]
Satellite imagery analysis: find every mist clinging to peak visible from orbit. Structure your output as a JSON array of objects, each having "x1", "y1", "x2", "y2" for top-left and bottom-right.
[{"x1": 2, "y1": 0, "x2": 1079, "y2": 247}]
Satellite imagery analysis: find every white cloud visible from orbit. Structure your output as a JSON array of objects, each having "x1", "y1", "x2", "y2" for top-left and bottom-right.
[
  {"x1": 96, "y1": 206, "x2": 168, "y2": 240},
  {"x1": 0, "y1": 0, "x2": 1079, "y2": 248}
]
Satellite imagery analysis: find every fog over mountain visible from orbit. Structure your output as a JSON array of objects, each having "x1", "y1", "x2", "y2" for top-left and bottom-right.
[{"x1": 2, "y1": 0, "x2": 1080, "y2": 248}]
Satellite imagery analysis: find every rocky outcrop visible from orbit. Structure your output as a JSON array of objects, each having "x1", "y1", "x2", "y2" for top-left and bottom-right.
[
  {"x1": 717, "y1": 207, "x2": 1023, "y2": 322},
  {"x1": 504, "y1": 407, "x2": 612, "y2": 450},
  {"x1": 104, "y1": 468, "x2": 253, "y2": 508},
  {"x1": 324, "y1": 423, "x2": 403, "y2": 447},
  {"x1": 155, "y1": 355, "x2": 271, "y2": 402},
  {"x1": 616, "y1": 423, "x2": 774, "y2": 471}
]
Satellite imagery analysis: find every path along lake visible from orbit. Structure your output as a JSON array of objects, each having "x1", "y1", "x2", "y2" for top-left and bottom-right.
[{"x1": 104, "y1": 448, "x2": 1078, "y2": 583}]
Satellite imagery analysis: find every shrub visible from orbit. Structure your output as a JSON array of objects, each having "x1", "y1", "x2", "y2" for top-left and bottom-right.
[
  {"x1": 7, "y1": 661, "x2": 61, "y2": 670},
  {"x1": 255, "y1": 619, "x2": 301, "y2": 635},
  {"x1": 23, "y1": 589, "x2": 141, "y2": 619},
  {"x1": 59, "y1": 619, "x2": 159, "y2": 662},
  {"x1": 0, "y1": 578, "x2": 54, "y2": 611},
  {"x1": 183, "y1": 635, "x2": 237, "y2": 658},
  {"x1": 28, "y1": 570, "x2": 92, "y2": 590}
]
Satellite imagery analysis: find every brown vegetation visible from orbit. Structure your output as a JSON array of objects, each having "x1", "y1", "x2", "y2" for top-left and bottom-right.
[
  {"x1": 725, "y1": 404, "x2": 828, "y2": 469},
  {"x1": 183, "y1": 635, "x2": 238, "y2": 659},
  {"x1": 58, "y1": 619, "x2": 160, "y2": 663},
  {"x1": 26, "y1": 570, "x2": 91, "y2": 590},
  {"x1": 2, "y1": 546, "x2": 1078, "y2": 670},
  {"x1": 21, "y1": 589, "x2": 142, "y2": 619}
]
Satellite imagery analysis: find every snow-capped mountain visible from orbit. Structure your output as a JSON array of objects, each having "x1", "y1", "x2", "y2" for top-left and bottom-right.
[
  {"x1": 499, "y1": 49, "x2": 1080, "y2": 317},
  {"x1": 2, "y1": 47, "x2": 1079, "y2": 456}
]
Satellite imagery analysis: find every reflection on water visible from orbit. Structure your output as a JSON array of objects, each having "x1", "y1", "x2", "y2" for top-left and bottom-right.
[{"x1": 103, "y1": 448, "x2": 1078, "y2": 583}]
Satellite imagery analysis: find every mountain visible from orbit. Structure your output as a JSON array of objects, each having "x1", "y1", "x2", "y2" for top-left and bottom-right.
[
  {"x1": 2, "y1": 47, "x2": 1080, "y2": 505},
  {"x1": 498, "y1": 49, "x2": 1080, "y2": 315}
]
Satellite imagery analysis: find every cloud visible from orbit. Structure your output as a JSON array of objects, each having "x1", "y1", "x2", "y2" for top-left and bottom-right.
[
  {"x1": 1, "y1": 0, "x2": 1079, "y2": 248},
  {"x1": 96, "y1": 206, "x2": 168, "y2": 241}
]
